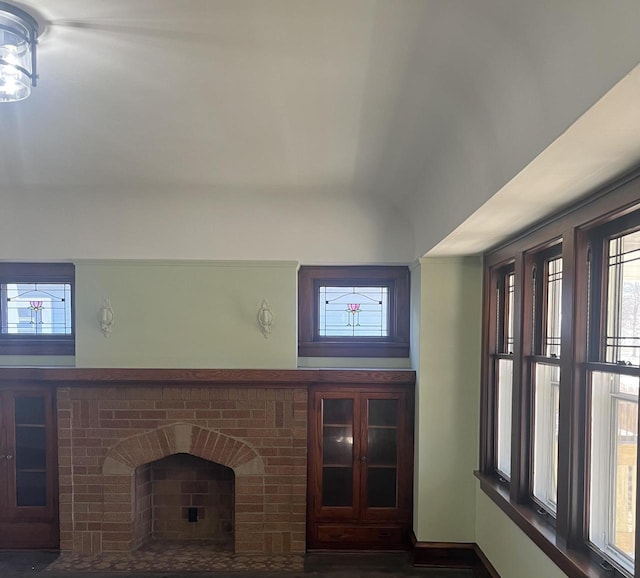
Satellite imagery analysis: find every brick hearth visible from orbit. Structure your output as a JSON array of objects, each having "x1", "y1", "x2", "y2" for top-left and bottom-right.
[{"x1": 56, "y1": 384, "x2": 307, "y2": 555}]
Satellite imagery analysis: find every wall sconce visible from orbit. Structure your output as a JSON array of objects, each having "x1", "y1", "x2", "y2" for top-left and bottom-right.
[
  {"x1": 257, "y1": 299, "x2": 274, "y2": 338},
  {"x1": 0, "y1": 1, "x2": 39, "y2": 102},
  {"x1": 99, "y1": 299, "x2": 114, "y2": 337}
]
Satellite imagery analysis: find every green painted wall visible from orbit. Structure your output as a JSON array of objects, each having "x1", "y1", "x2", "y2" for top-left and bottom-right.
[
  {"x1": 74, "y1": 260, "x2": 298, "y2": 368},
  {"x1": 476, "y1": 488, "x2": 569, "y2": 578},
  {"x1": 412, "y1": 257, "x2": 482, "y2": 542}
]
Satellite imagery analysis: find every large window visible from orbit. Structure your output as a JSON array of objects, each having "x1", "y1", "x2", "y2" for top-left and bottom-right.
[
  {"x1": 493, "y1": 266, "x2": 515, "y2": 478},
  {"x1": 531, "y1": 250, "x2": 562, "y2": 515},
  {"x1": 587, "y1": 225, "x2": 640, "y2": 573},
  {"x1": 478, "y1": 172, "x2": 640, "y2": 578},
  {"x1": 0, "y1": 263, "x2": 75, "y2": 355},
  {"x1": 298, "y1": 266, "x2": 410, "y2": 358}
]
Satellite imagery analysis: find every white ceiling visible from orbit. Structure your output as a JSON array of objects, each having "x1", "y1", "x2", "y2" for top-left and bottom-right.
[{"x1": 2, "y1": 1, "x2": 640, "y2": 262}]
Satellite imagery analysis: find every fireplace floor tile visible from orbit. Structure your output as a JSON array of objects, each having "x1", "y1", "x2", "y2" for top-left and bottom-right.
[{"x1": 45, "y1": 540, "x2": 304, "y2": 574}]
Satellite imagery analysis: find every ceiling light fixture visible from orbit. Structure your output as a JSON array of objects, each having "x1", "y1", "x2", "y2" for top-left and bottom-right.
[{"x1": 0, "y1": 1, "x2": 38, "y2": 102}]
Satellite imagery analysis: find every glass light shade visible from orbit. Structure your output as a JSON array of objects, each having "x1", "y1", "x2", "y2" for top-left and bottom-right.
[{"x1": 0, "y1": 3, "x2": 38, "y2": 102}]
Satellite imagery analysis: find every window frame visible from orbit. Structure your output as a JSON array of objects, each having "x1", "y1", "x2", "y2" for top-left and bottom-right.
[
  {"x1": 478, "y1": 167, "x2": 640, "y2": 578},
  {"x1": 527, "y1": 244, "x2": 563, "y2": 518},
  {"x1": 298, "y1": 266, "x2": 410, "y2": 358},
  {"x1": 0, "y1": 262, "x2": 75, "y2": 356}
]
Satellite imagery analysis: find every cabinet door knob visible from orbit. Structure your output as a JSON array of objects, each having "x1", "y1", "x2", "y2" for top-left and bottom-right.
[
  {"x1": 5, "y1": 455, "x2": 12, "y2": 460},
  {"x1": 360, "y1": 455, "x2": 367, "y2": 462}
]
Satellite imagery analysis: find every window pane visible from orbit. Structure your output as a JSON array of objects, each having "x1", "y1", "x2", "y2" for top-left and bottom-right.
[
  {"x1": 322, "y1": 467, "x2": 353, "y2": 507},
  {"x1": 496, "y1": 359, "x2": 513, "y2": 478},
  {"x1": 323, "y1": 399, "x2": 353, "y2": 425},
  {"x1": 16, "y1": 471, "x2": 47, "y2": 507},
  {"x1": 606, "y1": 231, "x2": 640, "y2": 365},
  {"x1": 15, "y1": 426, "x2": 47, "y2": 470},
  {"x1": 532, "y1": 363, "x2": 559, "y2": 513},
  {"x1": 368, "y1": 399, "x2": 398, "y2": 427},
  {"x1": 319, "y1": 286, "x2": 388, "y2": 337},
  {"x1": 498, "y1": 273, "x2": 516, "y2": 353},
  {"x1": 323, "y1": 426, "x2": 353, "y2": 466},
  {"x1": 15, "y1": 396, "x2": 45, "y2": 425},
  {"x1": 367, "y1": 467, "x2": 397, "y2": 508},
  {"x1": 545, "y1": 258, "x2": 562, "y2": 358},
  {"x1": 368, "y1": 428, "x2": 397, "y2": 465},
  {"x1": 2, "y1": 282, "x2": 72, "y2": 335},
  {"x1": 590, "y1": 371, "x2": 638, "y2": 573}
]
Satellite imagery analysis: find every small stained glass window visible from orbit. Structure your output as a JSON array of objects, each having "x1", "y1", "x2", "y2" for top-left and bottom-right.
[
  {"x1": 319, "y1": 286, "x2": 389, "y2": 337},
  {"x1": 298, "y1": 266, "x2": 409, "y2": 358},
  {"x1": 0, "y1": 263, "x2": 74, "y2": 355},
  {"x1": 2, "y1": 283, "x2": 72, "y2": 335}
]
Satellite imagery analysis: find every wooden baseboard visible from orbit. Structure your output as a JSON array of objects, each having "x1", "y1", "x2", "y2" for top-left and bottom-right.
[{"x1": 411, "y1": 534, "x2": 500, "y2": 577}]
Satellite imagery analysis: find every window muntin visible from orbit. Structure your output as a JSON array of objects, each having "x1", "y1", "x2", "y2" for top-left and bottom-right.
[
  {"x1": 318, "y1": 286, "x2": 389, "y2": 337},
  {"x1": 605, "y1": 230, "x2": 640, "y2": 366},
  {"x1": 298, "y1": 266, "x2": 409, "y2": 358},
  {"x1": 531, "y1": 252, "x2": 562, "y2": 514},
  {"x1": 479, "y1": 184, "x2": 640, "y2": 578},
  {"x1": 544, "y1": 257, "x2": 562, "y2": 358},
  {"x1": 2, "y1": 282, "x2": 72, "y2": 335},
  {"x1": 0, "y1": 263, "x2": 74, "y2": 355}
]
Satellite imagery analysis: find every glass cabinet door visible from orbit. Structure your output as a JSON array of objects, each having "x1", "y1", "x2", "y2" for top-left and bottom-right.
[
  {"x1": 320, "y1": 396, "x2": 357, "y2": 515},
  {"x1": 0, "y1": 389, "x2": 58, "y2": 549},
  {"x1": 365, "y1": 398, "x2": 399, "y2": 509},
  {"x1": 13, "y1": 395, "x2": 48, "y2": 508},
  {"x1": 2, "y1": 391, "x2": 55, "y2": 522}
]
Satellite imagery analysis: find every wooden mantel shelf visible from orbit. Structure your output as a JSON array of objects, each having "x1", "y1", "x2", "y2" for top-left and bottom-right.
[{"x1": 0, "y1": 367, "x2": 416, "y2": 387}]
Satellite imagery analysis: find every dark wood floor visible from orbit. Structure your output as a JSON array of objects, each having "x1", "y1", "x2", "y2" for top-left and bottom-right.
[{"x1": 0, "y1": 551, "x2": 476, "y2": 578}]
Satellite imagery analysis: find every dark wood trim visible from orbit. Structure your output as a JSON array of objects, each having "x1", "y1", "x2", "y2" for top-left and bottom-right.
[
  {"x1": 0, "y1": 262, "x2": 75, "y2": 356},
  {"x1": 298, "y1": 265, "x2": 410, "y2": 358},
  {"x1": 0, "y1": 367, "x2": 416, "y2": 387},
  {"x1": 476, "y1": 471, "x2": 628, "y2": 578},
  {"x1": 411, "y1": 536, "x2": 500, "y2": 577},
  {"x1": 480, "y1": 169, "x2": 640, "y2": 578},
  {"x1": 473, "y1": 544, "x2": 501, "y2": 578}
]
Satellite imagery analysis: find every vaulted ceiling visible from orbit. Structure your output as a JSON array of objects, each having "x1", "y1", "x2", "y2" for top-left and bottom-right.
[{"x1": 3, "y1": 1, "x2": 640, "y2": 262}]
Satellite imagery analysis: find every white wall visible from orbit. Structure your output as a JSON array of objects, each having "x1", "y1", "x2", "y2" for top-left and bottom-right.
[{"x1": 401, "y1": 1, "x2": 640, "y2": 258}]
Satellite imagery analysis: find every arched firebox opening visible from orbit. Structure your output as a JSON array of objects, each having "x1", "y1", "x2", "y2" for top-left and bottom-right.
[{"x1": 133, "y1": 453, "x2": 234, "y2": 550}]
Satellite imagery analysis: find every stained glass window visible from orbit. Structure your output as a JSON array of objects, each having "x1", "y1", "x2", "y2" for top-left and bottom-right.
[
  {"x1": 319, "y1": 286, "x2": 388, "y2": 337},
  {"x1": 2, "y1": 282, "x2": 72, "y2": 335},
  {"x1": 298, "y1": 266, "x2": 409, "y2": 358}
]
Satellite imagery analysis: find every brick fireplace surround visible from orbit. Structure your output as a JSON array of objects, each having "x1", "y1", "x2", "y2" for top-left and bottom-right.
[{"x1": 2, "y1": 368, "x2": 413, "y2": 557}]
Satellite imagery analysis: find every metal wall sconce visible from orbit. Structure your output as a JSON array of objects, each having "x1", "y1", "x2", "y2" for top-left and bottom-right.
[
  {"x1": 0, "y1": 1, "x2": 39, "y2": 102},
  {"x1": 257, "y1": 299, "x2": 274, "y2": 338},
  {"x1": 99, "y1": 298, "x2": 114, "y2": 337}
]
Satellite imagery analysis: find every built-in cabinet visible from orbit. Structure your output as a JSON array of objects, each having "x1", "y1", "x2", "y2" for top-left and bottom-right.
[
  {"x1": 307, "y1": 386, "x2": 413, "y2": 549},
  {"x1": 0, "y1": 387, "x2": 58, "y2": 549}
]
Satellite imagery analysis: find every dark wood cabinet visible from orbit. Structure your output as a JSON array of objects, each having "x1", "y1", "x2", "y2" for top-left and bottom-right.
[
  {"x1": 0, "y1": 386, "x2": 58, "y2": 549},
  {"x1": 307, "y1": 386, "x2": 413, "y2": 549}
]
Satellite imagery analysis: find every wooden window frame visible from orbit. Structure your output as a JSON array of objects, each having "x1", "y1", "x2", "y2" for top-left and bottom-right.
[
  {"x1": 0, "y1": 263, "x2": 75, "y2": 356},
  {"x1": 478, "y1": 167, "x2": 640, "y2": 578},
  {"x1": 298, "y1": 266, "x2": 410, "y2": 358}
]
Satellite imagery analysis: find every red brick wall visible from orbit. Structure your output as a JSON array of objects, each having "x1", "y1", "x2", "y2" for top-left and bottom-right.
[
  {"x1": 56, "y1": 385, "x2": 307, "y2": 555},
  {"x1": 149, "y1": 454, "x2": 233, "y2": 546}
]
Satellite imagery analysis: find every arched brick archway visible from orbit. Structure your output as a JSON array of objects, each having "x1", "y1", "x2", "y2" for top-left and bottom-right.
[{"x1": 101, "y1": 423, "x2": 265, "y2": 554}]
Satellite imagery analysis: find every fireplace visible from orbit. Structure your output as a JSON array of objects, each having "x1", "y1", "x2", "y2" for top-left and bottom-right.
[
  {"x1": 56, "y1": 382, "x2": 308, "y2": 555},
  {"x1": 132, "y1": 454, "x2": 234, "y2": 549}
]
